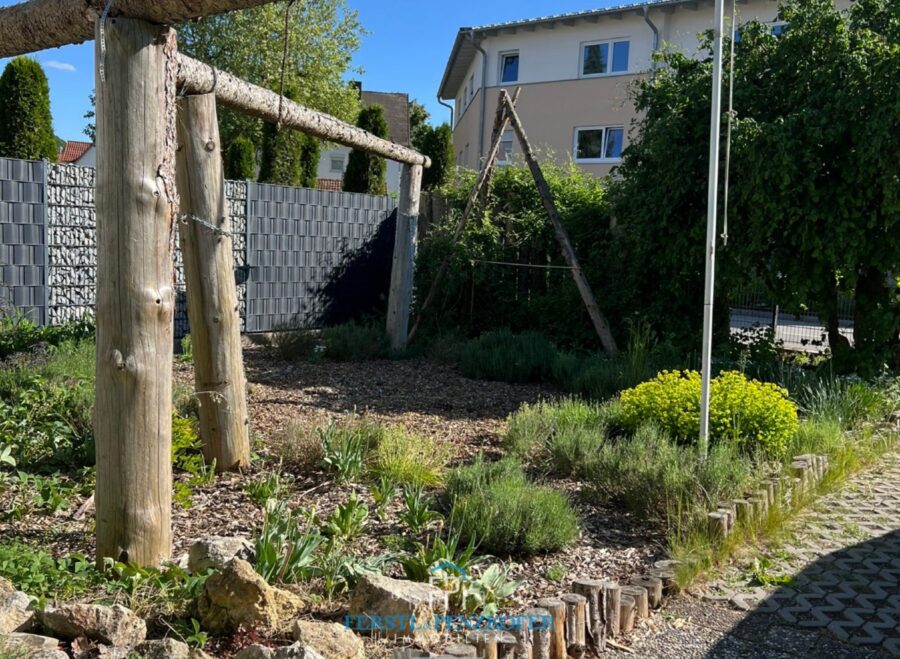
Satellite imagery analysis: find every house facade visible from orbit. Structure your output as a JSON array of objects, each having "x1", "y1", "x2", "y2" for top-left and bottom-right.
[
  {"x1": 317, "y1": 90, "x2": 411, "y2": 196},
  {"x1": 439, "y1": 0, "x2": 850, "y2": 176}
]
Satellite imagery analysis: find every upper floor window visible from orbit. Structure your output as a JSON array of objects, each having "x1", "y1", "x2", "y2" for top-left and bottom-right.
[
  {"x1": 468, "y1": 74, "x2": 475, "y2": 103},
  {"x1": 581, "y1": 39, "x2": 630, "y2": 77},
  {"x1": 330, "y1": 156, "x2": 344, "y2": 173},
  {"x1": 574, "y1": 126, "x2": 624, "y2": 163},
  {"x1": 500, "y1": 52, "x2": 519, "y2": 84}
]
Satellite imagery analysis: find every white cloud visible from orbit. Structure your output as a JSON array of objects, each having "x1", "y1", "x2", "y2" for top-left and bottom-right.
[{"x1": 44, "y1": 60, "x2": 76, "y2": 73}]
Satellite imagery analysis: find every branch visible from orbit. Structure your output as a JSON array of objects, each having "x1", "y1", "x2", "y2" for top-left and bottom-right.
[
  {"x1": 177, "y1": 54, "x2": 431, "y2": 168},
  {"x1": 0, "y1": 0, "x2": 278, "y2": 58}
]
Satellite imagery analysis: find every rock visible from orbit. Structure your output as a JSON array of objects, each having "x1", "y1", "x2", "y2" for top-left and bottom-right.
[
  {"x1": 0, "y1": 578, "x2": 14, "y2": 597},
  {"x1": 195, "y1": 559, "x2": 303, "y2": 632},
  {"x1": 41, "y1": 603, "x2": 146, "y2": 646},
  {"x1": 133, "y1": 638, "x2": 213, "y2": 658},
  {"x1": 348, "y1": 574, "x2": 448, "y2": 643},
  {"x1": 0, "y1": 632, "x2": 67, "y2": 658},
  {"x1": 235, "y1": 645, "x2": 274, "y2": 659},
  {"x1": 291, "y1": 620, "x2": 363, "y2": 659},
  {"x1": 0, "y1": 589, "x2": 36, "y2": 633},
  {"x1": 188, "y1": 536, "x2": 254, "y2": 574}
]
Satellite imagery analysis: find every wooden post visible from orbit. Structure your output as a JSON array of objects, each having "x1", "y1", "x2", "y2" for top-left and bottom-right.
[
  {"x1": 572, "y1": 578, "x2": 604, "y2": 651},
  {"x1": 499, "y1": 90, "x2": 618, "y2": 354},
  {"x1": 496, "y1": 632, "x2": 517, "y2": 659},
  {"x1": 602, "y1": 582, "x2": 621, "y2": 638},
  {"x1": 629, "y1": 575, "x2": 663, "y2": 609},
  {"x1": 386, "y1": 163, "x2": 422, "y2": 352},
  {"x1": 621, "y1": 586, "x2": 649, "y2": 620},
  {"x1": 619, "y1": 595, "x2": 636, "y2": 634},
  {"x1": 468, "y1": 631, "x2": 498, "y2": 659},
  {"x1": 537, "y1": 598, "x2": 566, "y2": 659},
  {"x1": 175, "y1": 92, "x2": 250, "y2": 471},
  {"x1": 94, "y1": 17, "x2": 177, "y2": 566},
  {"x1": 445, "y1": 644, "x2": 477, "y2": 657},
  {"x1": 524, "y1": 607, "x2": 551, "y2": 659},
  {"x1": 561, "y1": 593, "x2": 587, "y2": 646},
  {"x1": 708, "y1": 511, "x2": 729, "y2": 541}
]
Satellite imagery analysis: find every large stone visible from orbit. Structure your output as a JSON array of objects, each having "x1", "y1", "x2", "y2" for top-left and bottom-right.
[
  {"x1": 0, "y1": 632, "x2": 68, "y2": 658},
  {"x1": 195, "y1": 559, "x2": 303, "y2": 632},
  {"x1": 290, "y1": 620, "x2": 363, "y2": 659},
  {"x1": 0, "y1": 578, "x2": 14, "y2": 597},
  {"x1": 0, "y1": 589, "x2": 36, "y2": 633},
  {"x1": 348, "y1": 574, "x2": 448, "y2": 643},
  {"x1": 41, "y1": 603, "x2": 146, "y2": 646},
  {"x1": 132, "y1": 638, "x2": 213, "y2": 658},
  {"x1": 188, "y1": 536, "x2": 254, "y2": 574}
]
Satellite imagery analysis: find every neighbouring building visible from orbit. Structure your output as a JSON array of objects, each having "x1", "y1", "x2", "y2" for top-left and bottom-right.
[
  {"x1": 439, "y1": 0, "x2": 850, "y2": 176},
  {"x1": 58, "y1": 140, "x2": 95, "y2": 167},
  {"x1": 317, "y1": 89, "x2": 411, "y2": 196}
]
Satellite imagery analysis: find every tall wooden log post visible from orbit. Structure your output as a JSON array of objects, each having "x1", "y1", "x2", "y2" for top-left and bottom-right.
[
  {"x1": 175, "y1": 93, "x2": 250, "y2": 471},
  {"x1": 386, "y1": 163, "x2": 423, "y2": 351},
  {"x1": 94, "y1": 17, "x2": 177, "y2": 566}
]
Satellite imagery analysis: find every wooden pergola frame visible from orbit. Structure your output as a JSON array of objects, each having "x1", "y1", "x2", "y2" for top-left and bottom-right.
[{"x1": 0, "y1": 0, "x2": 430, "y2": 566}]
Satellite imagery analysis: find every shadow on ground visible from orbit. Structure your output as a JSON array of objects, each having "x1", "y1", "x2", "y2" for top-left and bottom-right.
[{"x1": 704, "y1": 530, "x2": 899, "y2": 658}]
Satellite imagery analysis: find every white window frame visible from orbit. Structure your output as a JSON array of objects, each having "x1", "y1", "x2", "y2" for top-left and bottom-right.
[
  {"x1": 329, "y1": 156, "x2": 345, "y2": 173},
  {"x1": 573, "y1": 126, "x2": 625, "y2": 164},
  {"x1": 498, "y1": 50, "x2": 520, "y2": 84},
  {"x1": 497, "y1": 130, "x2": 514, "y2": 166},
  {"x1": 579, "y1": 38, "x2": 631, "y2": 78}
]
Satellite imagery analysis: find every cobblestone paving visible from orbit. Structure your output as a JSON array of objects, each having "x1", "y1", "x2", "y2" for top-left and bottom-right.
[{"x1": 613, "y1": 452, "x2": 900, "y2": 658}]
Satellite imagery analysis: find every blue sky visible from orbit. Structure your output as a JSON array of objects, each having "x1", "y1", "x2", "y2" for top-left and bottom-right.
[{"x1": 0, "y1": 0, "x2": 617, "y2": 141}]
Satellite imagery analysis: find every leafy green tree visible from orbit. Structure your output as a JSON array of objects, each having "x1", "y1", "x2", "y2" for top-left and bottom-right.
[
  {"x1": 259, "y1": 84, "x2": 306, "y2": 186},
  {"x1": 225, "y1": 135, "x2": 256, "y2": 180},
  {"x1": 298, "y1": 134, "x2": 321, "y2": 188},
  {"x1": 408, "y1": 99, "x2": 430, "y2": 147},
  {"x1": 179, "y1": 0, "x2": 363, "y2": 151},
  {"x1": 414, "y1": 123, "x2": 454, "y2": 191},
  {"x1": 608, "y1": 0, "x2": 899, "y2": 370},
  {"x1": 343, "y1": 105, "x2": 388, "y2": 194},
  {"x1": 0, "y1": 57, "x2": 57, "y2": 161}
]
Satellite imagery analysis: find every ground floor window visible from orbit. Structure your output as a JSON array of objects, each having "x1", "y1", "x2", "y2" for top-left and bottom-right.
[{"x1": 573, "y1": 126, "x2": 625, "y2": 163}]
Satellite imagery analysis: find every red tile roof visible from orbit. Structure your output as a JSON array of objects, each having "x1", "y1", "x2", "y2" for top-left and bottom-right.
[
  {"x1": 58, "y1": 140, "x2": 92, "y2": 164},
  {"x1": 316, "y1": 178, "x2": 343, "y2": 192}
]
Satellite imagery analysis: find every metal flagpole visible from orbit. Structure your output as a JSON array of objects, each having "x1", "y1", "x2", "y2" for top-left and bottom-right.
[{"x1": 699, "y1": 0, "x2": 727, "y2": 459}]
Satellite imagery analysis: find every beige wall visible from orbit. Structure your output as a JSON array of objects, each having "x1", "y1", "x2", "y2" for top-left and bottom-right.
[{"x1": 454, "y1": 75, "x2": 643, "y2": 176}]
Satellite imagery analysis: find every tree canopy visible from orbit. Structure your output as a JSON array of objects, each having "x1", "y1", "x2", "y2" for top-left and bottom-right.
[
  {"x1": 608, "y1": 0, "x2": 899, "y2": 370},
  {"x1": 179, "y1": 0, "x2": 363, "y2": 149},
  {"x1": 0, "y1": 57, "x2": 57, "y2": 161},
  {"x1": 258, "y1": 82, "x2": 321, "y2": 187}
]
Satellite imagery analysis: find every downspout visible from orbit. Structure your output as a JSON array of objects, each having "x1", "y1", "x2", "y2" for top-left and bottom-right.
[
  {"x1": 437, "y1": 96, "x2": 454, "y2": 129},
  {"x1": 466, "y1": 29, "x2": 488, "y2": 169},
  {"x1": 643, "y1": 6, "x2": 660, "y2": 75}
]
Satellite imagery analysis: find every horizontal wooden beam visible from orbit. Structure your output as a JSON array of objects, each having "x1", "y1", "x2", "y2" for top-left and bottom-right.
[
  {"x1": 0, "y1": 0, "x2": 277, "y2": 58},
  {"x1": 176, "y1": 54, "x2": 431, "y2": 167}
]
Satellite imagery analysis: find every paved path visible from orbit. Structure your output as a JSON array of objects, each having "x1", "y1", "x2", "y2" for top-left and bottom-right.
[{"x1": 614, "y1": 452, "x2": 900, "y2": 658}]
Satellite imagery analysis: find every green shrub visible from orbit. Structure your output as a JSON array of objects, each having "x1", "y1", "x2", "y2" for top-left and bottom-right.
[
  {"x1": 0, "y1": 315, "x2": 94, "y2": 359},
  {"x1": 225, "y1": 135, "x2": 256, "y2": 180},
  {"x1": 505, "y1": 398, "x2": 608, "y2": 476},
  {"x1": 318, "y1": 418, "x2": 383, "y2": 483},
  {"x1": 585, "y1": 423, "x2": 752, "y2": 522},
  {"x1": 444, "y1": 456, "x2": 578, "y2": 556},
  {"x1": 619, "y1": 370, "x2": 799, "y2": 458},
  {"x1": 321, "y1": 322, "x2": 389, "y2": 361},
  {"x1": 794, "y1": 376, "x2": 891, "y2": 429},
  {"x1": 270, "y1": 326, "x2": 320, "y2": 362},
  {"x1": 343, "y1": 105, "x2": 388, "y2": 194},
  {"x1": 459, "y1": 330, "x2": 556, "y2": 383},
  {"x1": 0, "y1": 57, "x2": 57, "y2": 161},
  {"x1": 368, "y1": 426, "x2": 451, "y2": 489}
]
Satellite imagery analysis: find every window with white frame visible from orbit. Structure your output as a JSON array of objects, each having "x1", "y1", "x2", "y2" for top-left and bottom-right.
[
  {"x1": 581, "y1": 39, "x2": 630, "y2": 76},
  {"x1": 574, "y1": 126, "x2": 625, "y2": 162},
  {"x1": 468, "y1": 74, "x2": 475, "y2": 104},
  {"x1": 330, "y1": 156, "x2": 344, "y2": 173},
  {"x1": 499, "y1": 51, "x2": 519, "y2": 84},
  {"x1": 497, "y1": 130, "x2": 514, "y2": 165}
]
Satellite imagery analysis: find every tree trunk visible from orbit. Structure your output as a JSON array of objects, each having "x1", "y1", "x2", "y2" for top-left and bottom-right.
[
  {"x1": 176, "y1": 93, "x2": 250, "y2": 471},
  {"x1": 386, "y1": 163, "x2": 422, "y2": 352},
  {"x1": 0, "y1": 0, "x2": 278, "y2": 58},
  {"x1": 94, "y1": 17, "x2": 177, "y2": 566}
]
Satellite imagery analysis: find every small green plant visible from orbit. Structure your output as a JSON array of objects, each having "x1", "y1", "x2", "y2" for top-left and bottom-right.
[
  {"x1": 544, "y1": 563, "x2": 567, "y2": 583},
  {"x1": 619, "y1": 370, "x2": 799, "y2": 458},
  {"x1": 398, "y1": 485, "x2": 444, "y2": 535},
  {"x1": 270, "y1": 325, "x2": 321, "y2": 361},
  {"x1": 748, "y1": 556, "x2": 794, "y2": 587},
  {"x1": 459, "y1": 563, "x2": 526, "y2": 615},
  {"x1": 321, "y1": 322, "x2": 389, "y2": 361},
  {"x1": 179, "y1": 334, "x2": 194, "y2": 364},
  {"x1": 324, "y1": 493, "x2": 369, "y2": 541},
  {"x1": 370, "y1": 475, "x2": 398, "y2": 521},
  {"x1": 795, "y1": 376, "x2": 889, "y2": 429},
  {"x1": 173, "y1": 618, "x2": 208, "y2": 650},
  {"x1": 244, "y1": 472, "x2": 289, "y2": 506},
  {"x1": 368, "y1": 426, "x2": 451, "y2": 489},
  {"x1": 319, "y1": 419, "x2": 380, "y2": 483},
  {"x1": 253, "y1": 499, "x2": 322, "y2": 584},
  {"x1": 271, "y1": 421, "x2": 325, "y2": 472},
  {"x1": 315, "y1": 550, "x2": 393, "y2": 597},
  {"x1": 458, "y1": 330, "x2": 557, "y2": 383},
  {"x1": 172, "y1": 415, "x2": 216, "y2": 509},
  {"x1": 444, "y1": 456, "x2": 578, "y2": 556},
  {"x1": 398, "y1": 530, "x2": 482, "y2": 583}
]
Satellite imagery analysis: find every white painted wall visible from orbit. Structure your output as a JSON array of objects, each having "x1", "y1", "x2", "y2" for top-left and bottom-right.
[{"x1": 317, "y1": 145, "x2": 402, "y2": 196}]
